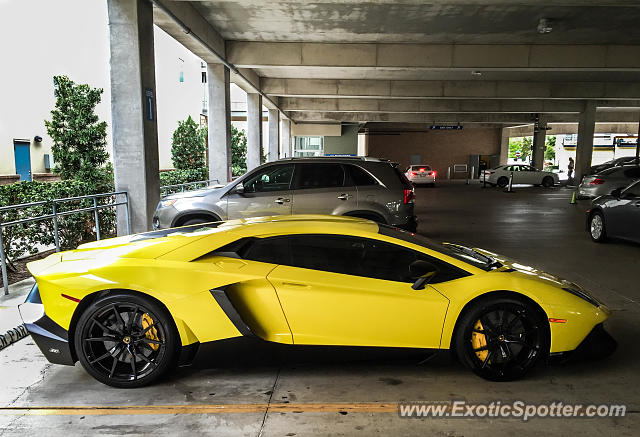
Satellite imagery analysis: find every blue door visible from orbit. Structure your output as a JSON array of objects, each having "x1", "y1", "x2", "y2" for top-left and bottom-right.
[{"x1": 14, "y1": 142, "x2": 31, "y2": 182}]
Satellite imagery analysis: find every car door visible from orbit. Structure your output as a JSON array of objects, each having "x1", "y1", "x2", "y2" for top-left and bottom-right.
[
  {"x1": 519, "y1": 165, "x2": 540, "y2": 184},
  {"x1": 291, "y1": 163, "x2": 357, "y2": 216},
  {"x1": 607, "y1": 181, "x2": 640, "y2": 242},
  {"x1": 226, "y1": 163, "x2": 294, "y2": 219},
  {"x1": 262, "y1": 235, "x2": 451, "y2": 348}
]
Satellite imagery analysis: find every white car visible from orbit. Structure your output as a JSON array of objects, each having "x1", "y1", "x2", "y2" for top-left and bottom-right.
[
  {"x1": 480, "y1": 164, "x2": 559, "y2": 188},
  {"x1": 405, "y1": 165, "x2": 436, "y2": 186}
]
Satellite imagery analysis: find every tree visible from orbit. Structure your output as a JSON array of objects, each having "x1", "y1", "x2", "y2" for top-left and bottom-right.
[
  {"x1": 44, "y1": 75, "x2": 109, "y2": 182},
  {"x1": 508, "y1": 136, "x2": 532, "y2": 161},
  {"x1": 544, "y1": 135, "x2": 556, "y2": 162},
  {"x1": 231, "y1": 125, "x2": 247, "y2": 176},
  {"x1": 171, "y1": 116, "x2": 207, "y2": 170}
]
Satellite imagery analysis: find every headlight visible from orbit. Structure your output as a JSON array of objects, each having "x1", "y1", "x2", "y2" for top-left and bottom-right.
[
  {"x1": 160, "y1": 199, "x2": 177, "y2": 208},
  {"x1": 562, "y1": 286, "x2": 600, "y2": 307}
]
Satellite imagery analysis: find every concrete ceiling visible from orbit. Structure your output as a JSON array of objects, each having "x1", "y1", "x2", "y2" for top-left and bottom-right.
[
  {"x1": 155, "y1": 0, "x2": 640, "y2": 127},
  {"x1": 190, "y1": 1, "x2": 640, "y2": 44}
]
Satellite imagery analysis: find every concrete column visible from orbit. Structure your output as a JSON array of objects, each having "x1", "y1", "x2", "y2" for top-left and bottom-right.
[
  {"x1": 280, "y1": 118, "x2": 291, "y2": 158},
  {"x1": 267, "y1": 109, "x2": 279, "y2": 162},
  {"x1": 499, "y1": 128, "x2": 510, "y2": 165},
  {"x1": 207, "y1": 63, "x2": 232, "y2": 183},
  {"x1": 246, "y1": 93, "x2": 263, "y2": 170},
  {"x1": 531, "y1": 116, "x2": 547, "y2": 169},
  {"x1": 107, "y1": 0, "x2": 159, "y2": 235},
  {"x1": 574, "y1": 101, "x2": 597, "y2": 184}
]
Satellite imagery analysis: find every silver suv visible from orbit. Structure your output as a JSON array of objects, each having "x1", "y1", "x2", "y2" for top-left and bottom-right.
[{"x1": 153, "y1": 157, "x2": 417, "y2": 231}]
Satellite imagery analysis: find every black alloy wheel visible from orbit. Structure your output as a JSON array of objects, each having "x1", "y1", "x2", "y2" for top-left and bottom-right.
[
  {"x1": 455, "y1": 297, "x2": 548, "y2": 381},
  {"x1": 497, "y1": 176, "x2": 509, "y2": 188},
  {"x1": 75, "y1": 293, "x2": 179, "y2": 388}
]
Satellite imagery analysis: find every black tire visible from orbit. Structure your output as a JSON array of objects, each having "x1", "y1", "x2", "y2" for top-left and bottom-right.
[
  {"x1": 497, "y1": 177, "x2": 509, "y2": 188},
  {"x1": 454, "y1": 296, "x2": 548, "y2": 381},
  {"x1": 74, "y1": 292, "x2": 180, "y2": 388},
  {"x1": 182, "y1": 217, "x2": 211, "y2": 226},
  {"x1": 542, "y1": 176, "x2": 554, "y2": 188},
  {"x1": 589, "y1": 211, "x2": 607, "y2": 242}
]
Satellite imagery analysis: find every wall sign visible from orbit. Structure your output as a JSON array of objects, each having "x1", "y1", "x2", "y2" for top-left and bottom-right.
[{"x1": 430, "y1": 125, "x2": 463, "y2": 130}]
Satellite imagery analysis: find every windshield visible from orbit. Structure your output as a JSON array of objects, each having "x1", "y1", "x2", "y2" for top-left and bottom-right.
[{"x1": 378, "y1": 225, "x2": 501, "y2": 271}]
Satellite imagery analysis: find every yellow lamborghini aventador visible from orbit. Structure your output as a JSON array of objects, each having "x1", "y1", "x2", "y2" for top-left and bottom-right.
[{"x1": 19, "y1": 215, "x2": 615, "y2": 387}]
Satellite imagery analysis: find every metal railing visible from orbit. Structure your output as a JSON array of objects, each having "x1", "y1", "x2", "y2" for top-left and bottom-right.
[
  {"x1": 0, "y1": 192, "x2": 130, "y2": 295},
  {"x1": 160, "y1": 179, "x2": 220, "y2": 197}
]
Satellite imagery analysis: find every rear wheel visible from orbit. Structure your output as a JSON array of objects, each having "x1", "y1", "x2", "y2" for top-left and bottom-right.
[
  {"x1": 497, "y1": 176, "x2": 509, "y2": 188},
  {"x1": 542, "y1": 176, "x2": 554, "y2": 188},
  {"x1": 454, "y1": 296, "x2": 548, "y2": 381},
  {"x1": 589, "y1": 211, "x2": 607, "y2": 242},
  {"x1": 74, "y1": 293, "x2": 179, "y2": 388},
  {"x1": 183, "y1": 217, "x2": 211, "y2": 226}
]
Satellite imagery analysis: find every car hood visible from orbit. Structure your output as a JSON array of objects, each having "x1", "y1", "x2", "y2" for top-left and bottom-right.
[{"x1": 165, "y1": 184, "x2": 227, "y2": 200}]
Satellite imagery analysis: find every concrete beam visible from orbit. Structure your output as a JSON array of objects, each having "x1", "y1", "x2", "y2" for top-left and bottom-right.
[
  {"x1": 228, "y1": 42, "x2": 640, "y2": 70},
  {"x1": 280, "y1": 119, "x2": 291, "y2": 158},
  {"x1": 290, "y1": 111, "x2": 640, "y2": 124},
  {"x1": 263, "y1": 78, "x2": 640, "y2": 100},
  {"x1": 280, "y1": 98, "x2": 598, "y2": 113},
  {"x1": 152, "y1": 0, "x2": 225, "y2": 63},
  {"x1": 267, "y1": 109, "x2": 279, "y2": 162},
  {"x1": 108, "y1": 0, "x2": 160, "y2": 235}
]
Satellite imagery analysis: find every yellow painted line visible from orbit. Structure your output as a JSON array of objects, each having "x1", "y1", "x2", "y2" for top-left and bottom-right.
[{"x1": 0, "y1": 403, "x2": 399, "y2": 416}]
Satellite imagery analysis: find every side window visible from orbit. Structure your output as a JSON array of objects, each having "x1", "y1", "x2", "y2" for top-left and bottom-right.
[
  {"x1": 294, "y1": 163, "x2": 345, "y2": 189},
  {"x1": 623, "y1": 167, "x2": 640, "y2": 178},
  {"x1": 243, "y1": 164, "x2": 294, "y2": 193},
  {"x1": 623, "y1": 181, "x2": 640, "y2": 198},
  {"x1": 345, "y1": 164, "x2": 378, "y2": 186},
  {"x1": 241, "y1": 237, "x2": 291, "y2": 265},
  {"x1": 288, "y1": 235, "x2": 466, "y2": 284}
]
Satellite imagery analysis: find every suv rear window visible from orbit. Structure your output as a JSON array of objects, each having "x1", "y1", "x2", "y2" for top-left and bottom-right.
[
  {"x1": 392, "y1": 166, "x2": 413, "y2": 189},
  {"x1": 345, "y1": 164, "x2": 378, "y2": 186}
]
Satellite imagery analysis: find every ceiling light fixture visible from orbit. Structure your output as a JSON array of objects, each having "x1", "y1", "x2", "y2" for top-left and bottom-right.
[{"x1": 537, "y1": 18, "x2": 553, "y2": 34}]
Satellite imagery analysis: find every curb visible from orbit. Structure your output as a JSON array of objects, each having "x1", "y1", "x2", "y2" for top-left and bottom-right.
[{"x1": 0, "y1": 325, "x2": 29, "y2": 352}]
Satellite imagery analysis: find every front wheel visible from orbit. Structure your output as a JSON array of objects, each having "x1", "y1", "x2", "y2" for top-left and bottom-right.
[
  {"x1": 542, "y1": 176, "x2": 554, "y2": 188},
  {"x1": 454, "y1": 296, "x2": 548, "y2": 381},
  {"x1": 74, "y1": 292, "x2": 179, "y2": 388},
  {"x1": 589, "y1": 211, "x2": 607, "y2": 242}
]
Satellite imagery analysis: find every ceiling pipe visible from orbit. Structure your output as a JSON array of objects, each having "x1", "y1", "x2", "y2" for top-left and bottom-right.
[{"x1": 150, "y1": 0, "x2": 294, "y2": 123}]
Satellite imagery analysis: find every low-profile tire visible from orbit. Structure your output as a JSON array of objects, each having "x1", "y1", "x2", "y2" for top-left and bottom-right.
[
  {"x1": 182, "y1": 217, "x2": 211, "y2": 226},
  {"x1": 589, "y1": 211, "x2": 607, "y2": 242},
  {"x1": 454, "y1": 296, "x2": 548, "y2": 381},
  {"x1": 497, "y1": 177, "x2": 509, "y2": 188},
  {"x1": 74, "y1": 292, "x2": 180, "y2": 388},
  {"x1": 542, "y1": 176, "x2": 554, "y2": 188}
]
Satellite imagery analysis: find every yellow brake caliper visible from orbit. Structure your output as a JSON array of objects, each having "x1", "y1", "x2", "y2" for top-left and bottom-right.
[
  {"x1": 471, "y1": 320, "x2": 488, "y2": 362},
  {"x1": 141, "y1": 313, "x2": 160, "y2": 351}
]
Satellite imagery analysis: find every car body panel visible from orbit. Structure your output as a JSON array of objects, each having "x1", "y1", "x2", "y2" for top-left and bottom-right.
[
  {"x1": 481, "y1": 165, "x2": 559, "y2": 186},
  {"x1": 578, "y1": 165, "x2": 640, "y2": 199},
  {"x1": 24, "y1": 215, "x2": 610, "y2": 368},
  {"x1": 588, "y1": 180, "x2": 640, "y2": 243}
]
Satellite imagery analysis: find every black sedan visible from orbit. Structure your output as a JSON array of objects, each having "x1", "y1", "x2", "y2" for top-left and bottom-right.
[{"x1": 587, "y1": 180, "x2": 640, "y2": 243}]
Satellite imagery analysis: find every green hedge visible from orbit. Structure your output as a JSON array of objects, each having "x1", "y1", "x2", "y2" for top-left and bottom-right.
[{"x1": 0, "y1": 180, "x2": 116, "y2": 269}]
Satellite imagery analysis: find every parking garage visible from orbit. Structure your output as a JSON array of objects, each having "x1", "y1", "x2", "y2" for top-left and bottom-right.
[{"x1": 1, "y1": 1, "x2": 640, "y2": 436}]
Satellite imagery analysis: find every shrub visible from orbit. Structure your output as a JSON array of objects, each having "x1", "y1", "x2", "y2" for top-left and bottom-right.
[
  {"x1": 231, "y1": 125, "x2": 247, "y2": 177},
  {"x1": 171, "y1": 116, "x2": 207, "y2": 170}
]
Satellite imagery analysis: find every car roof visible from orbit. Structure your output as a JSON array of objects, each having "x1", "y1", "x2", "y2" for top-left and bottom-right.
[{"x1": 276, "y1": 156, "x2": 391, "y2": 164}]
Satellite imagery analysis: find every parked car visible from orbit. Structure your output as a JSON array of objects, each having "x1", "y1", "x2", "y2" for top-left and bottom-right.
[
  {"x1": 587, "y1": 180, "x2": 640, "y2": 243},
  {"x1": 21, "y1": 215, "x2": 614, "y2": 387},
  {"x1": 153, "y1": 157, "x2": 418, "y2": 232},
  {"x1": 405, "y1": 165, "x2": 436, "y2": 186},
  {"x1": 577, "y1": 165, "x2": 640, "y2": 199},
  {"x1": 589, "y1": 156, "x2": 639, "y2": 175},
  {"x1": 480, "y1": 164, "x2": 559, "y2": 188}
]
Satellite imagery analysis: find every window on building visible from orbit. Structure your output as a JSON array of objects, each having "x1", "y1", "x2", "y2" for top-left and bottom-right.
[{"x1": 294, "y1": 136, "x2": 323, "y2": 157}]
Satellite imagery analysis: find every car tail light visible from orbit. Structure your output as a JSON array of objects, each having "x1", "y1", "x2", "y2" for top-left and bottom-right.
[
  {"x1": 484, "y1": 171, "x2": 494, "y2": 175},
  {"x1": 411, "y1": 172, "x2": 417, "y2": 176},
  {"x1": 419, "y1": 168, "x2": 425, "y2": 172},
  {"x1": 432, "y1": 171, "x2": 436, "y2": 177},
  {"x1": 590, "y1": 178, "x2": 605, "y2": 185},
  {"x1": 403, "y1": 189, "x2": 415, "y2": 204}
]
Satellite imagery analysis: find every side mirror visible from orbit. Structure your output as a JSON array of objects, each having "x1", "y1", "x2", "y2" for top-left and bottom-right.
[
  {"x1": 233, "y1": 183, "x2": 245, "y2": 194},
  {"x1": 410, "y1": 260, "x2": 439, "y2": 290},
  {"x1": 610, "y1": 188, "x2": 621, "y2": 198}
]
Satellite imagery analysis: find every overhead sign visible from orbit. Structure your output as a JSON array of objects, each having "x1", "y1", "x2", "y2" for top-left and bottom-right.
[{"x1": 429, "y1": 125, "x2": 463, "y2": 130}]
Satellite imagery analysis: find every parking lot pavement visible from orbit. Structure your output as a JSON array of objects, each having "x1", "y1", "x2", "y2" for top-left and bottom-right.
[{"x1": 0, "y1": 183, "x2": 638, "y2": 436}]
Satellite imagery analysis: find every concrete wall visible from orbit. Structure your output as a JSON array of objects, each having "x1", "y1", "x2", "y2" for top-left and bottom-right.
[
  {"x1": 367, "y1": 128, "x2": 501, "y2": 178},
  {"x1": 324, "y1": 124, "x2": 358, "y2": 156}
]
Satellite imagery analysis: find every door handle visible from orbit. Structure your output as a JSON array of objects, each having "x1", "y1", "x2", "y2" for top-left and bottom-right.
[
  {"x1": 281, "y1": 281, "x2": 309, "y2": 288},
  {"x1": 275, "y1": 197, "x2": 291, "y2": 204},
  {"x1": 337, "y1": 193, "x2": 353, "y2": 200}
]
